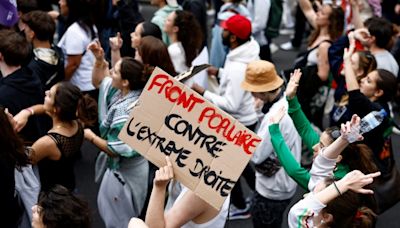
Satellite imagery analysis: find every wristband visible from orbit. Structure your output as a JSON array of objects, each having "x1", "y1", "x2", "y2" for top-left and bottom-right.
[
  {"x1": 94, "y1": 60, "x2": 104, "y2": 68},
  {"x1": 333, "y1": 181, "x2": 342, "y2": 195},
  {"x1": 25, "y1": 108, "x2": 34, "y2": 116}
]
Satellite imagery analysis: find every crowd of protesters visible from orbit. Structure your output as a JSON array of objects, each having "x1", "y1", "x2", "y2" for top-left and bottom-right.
[{"x1": 0, "y1": 0, "x2": 400, "y2": 227}]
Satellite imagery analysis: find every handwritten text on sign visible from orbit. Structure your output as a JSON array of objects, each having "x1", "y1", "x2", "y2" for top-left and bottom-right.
[{"x1": 119, "y1": 68, "x2": 261, "y2": 209}]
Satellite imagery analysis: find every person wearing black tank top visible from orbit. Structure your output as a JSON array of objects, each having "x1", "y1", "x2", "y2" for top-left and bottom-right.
[{"x1": 13, "y1": 82, "x2": 97, "y2": 191}]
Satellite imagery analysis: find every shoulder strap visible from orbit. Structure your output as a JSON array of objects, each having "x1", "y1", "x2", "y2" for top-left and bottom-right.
[{"x1": 308, "y1": 40, "x2": 333, "y2": 52}]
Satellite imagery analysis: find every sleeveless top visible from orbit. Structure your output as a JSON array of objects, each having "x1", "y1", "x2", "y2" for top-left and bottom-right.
[
  {"x1": 38, "y1": 123, "x2": 84, "y2": 191},
  {"x1": 178, "y1": 187, "x2": 230, "y2": 228},
  {"x1": 307, "y1": 40, "x2": 332, "y2": 66}
]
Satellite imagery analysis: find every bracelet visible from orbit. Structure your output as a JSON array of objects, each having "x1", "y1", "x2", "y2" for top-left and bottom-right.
[
  {"x1": 333, "y1": 181, "x2": 342, "y2": 195},
  {"x1": 25, "y1": 108, "x2": 34, "y2": 116},
  {"x1": 94, "y1": 60, "x2": 104, "y2": 68}
]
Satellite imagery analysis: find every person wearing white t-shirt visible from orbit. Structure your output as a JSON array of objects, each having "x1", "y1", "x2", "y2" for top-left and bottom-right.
[
  {"x1": 164, "y1": 11, "x2": 203, "y2": 70},
  {"x1": 57, "y1": 0, "x2": 98, "y2": 95}
]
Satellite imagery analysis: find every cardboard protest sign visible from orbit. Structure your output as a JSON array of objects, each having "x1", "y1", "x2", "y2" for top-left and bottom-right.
[{"x1": 119, "y1": 67, "x2": 261, "y2": 209}]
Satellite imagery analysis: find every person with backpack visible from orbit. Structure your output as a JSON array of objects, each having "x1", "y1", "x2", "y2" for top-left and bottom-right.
[
  {"x1": 284, "y1": 0, "x2": 345, "y2": 129},
  {"x1": 21, "y1": 11, "x2": 65, "y2": 93}
]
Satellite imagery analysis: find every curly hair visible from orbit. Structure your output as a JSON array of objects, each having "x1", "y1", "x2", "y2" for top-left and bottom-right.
[
  {"x1": 38, "y1": 185, "x2": 90, "y2": 228},
  {"x1": 308, "y1": 4, "x2": 344, "y2": 46},
  {"x1": 174, "y1": 10, "x2": 203, "y2": 67}
]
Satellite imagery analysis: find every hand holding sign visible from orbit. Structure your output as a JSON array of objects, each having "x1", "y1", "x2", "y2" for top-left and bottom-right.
[
  {"x1": 154, "y1": 156, "x2": 174, "y2": 189},
  {"x1": 119, "y1": 67, "x2": 261, "y2": 209}
]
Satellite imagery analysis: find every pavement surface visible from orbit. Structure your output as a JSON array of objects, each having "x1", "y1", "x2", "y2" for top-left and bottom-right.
[{"x1": 74, "y1": 3, "x2": 400, "y2": 227}]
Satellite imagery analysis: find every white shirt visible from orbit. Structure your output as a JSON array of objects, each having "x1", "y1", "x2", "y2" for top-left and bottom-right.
[
  {"x1": 253, "y1": 95, "x2": 302, "y2": 200},
  {"x1": 203, "y1": 38, "x2": 260, "y2": 126},
  {"x1": 247, "y1": 0, "x2": 270, "y2": 46},
  {"x1": 168, "y1": 42, "x2": 188, "y2": 74},
  {"x1": 58, "y1": 22, "x2": 97, "y2": 91}
]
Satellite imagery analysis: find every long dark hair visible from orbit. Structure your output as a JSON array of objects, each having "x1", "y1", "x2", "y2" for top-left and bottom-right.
[
  {"x1": 174, "y1": 10, "x2": 203, "y2": 67},
  {"x1": 38, "y1": 185, "x2": 90, "y2": 228},
  {"x1": 0, "y1": 107, "x2": 29, "y2": 170},
  {"x1": 138, "y1": 36, "x2": 176, "y2": 75},
  {"x1": 120, "y1": 57, "x2": 152, "y2": 91},
  {"x1": 324, "y1": 127, "x2": 378, "y2": 174},
  {"x1": 141, "y1": 22, "x2": 162, "y2": 40},
  {"x1": 375, "y1": 69, "x2": 397, "y2": 103},
  {"x1": 65, "y1": 0, "x2": 97, "y2": 39},
  {"x1": 54, "y1": 82, "x2": 97, "y2": 127},
  {"x1": 308, "y1": 4, "x2": 344, "y2": 46},
  {"x1": 322, "y1": 182, "x2": 377, "y2": 228}
]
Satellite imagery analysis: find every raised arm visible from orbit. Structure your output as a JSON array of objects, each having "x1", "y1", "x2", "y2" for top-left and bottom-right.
[
  {"x1": 289, "y1": 170, "x2": 380, "y2": 227},
  {"x1": 297, "y1": 0, "x2": 317, "y2": 29},
  {"x1": 269, "y1": 106, "x2": 311, "y2": 190},
  {"x1": 145, "y1": 156, "x2": 218, "y2": 228},
  {"x1": 308, "y1": 115, "x2": 363, "y2": 190},
  {"x1": 109, "y1": 32, "x2": 123, "y2": 68},
  {"x1": 286, "y1": 69, "x2": 320, "y2": 150},
  {"x1": 88, "y1": 40, "x2": 109, "y2": 88},
  {"x1": 343, "y1": 39, "x2": 360, "y2": 91},
  {"x1": 350, "y1": 0, "x2": 363, "y2": 29},
  {"x1": 322, "y1": 114, "x2": 362, "y2": 160},
  {"x1": 316, "y1": 42, "x2": 332, "y2": 81},
  {"x1": 145, "y1": 156, "x2": 174, "y2": 228}
]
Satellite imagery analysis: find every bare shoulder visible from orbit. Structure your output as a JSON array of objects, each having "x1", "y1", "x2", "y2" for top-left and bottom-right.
[
  {"x1": 31, "y1": 135, "x2": 61, "y2": 163},
  {"x1": 319, "y1": 41, "x2": 332, "y2": 49}
]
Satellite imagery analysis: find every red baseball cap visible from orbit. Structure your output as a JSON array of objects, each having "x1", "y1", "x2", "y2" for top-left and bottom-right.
[{"x1": 221, "y1": 15, "x2": 252, "y2": 40}]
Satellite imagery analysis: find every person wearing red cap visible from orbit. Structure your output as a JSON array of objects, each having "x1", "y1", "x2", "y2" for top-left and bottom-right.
[{"x1": 192, "y1": 14, "x2": 260, "y2": 221}]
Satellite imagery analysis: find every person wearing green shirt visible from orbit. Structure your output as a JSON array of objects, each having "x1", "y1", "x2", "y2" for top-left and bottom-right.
[{"x1": 268, "y1": 69, "x2": 378, "y2": 190}]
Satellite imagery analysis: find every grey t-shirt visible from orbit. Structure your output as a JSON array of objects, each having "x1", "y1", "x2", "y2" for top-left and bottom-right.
[{"x1": 374, "y1": 50, "x2": 399, "y2": 77}]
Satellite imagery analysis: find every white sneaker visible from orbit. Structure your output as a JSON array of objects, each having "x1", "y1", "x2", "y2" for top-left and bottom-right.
[
  {"x1": 270, "y1": 43, "x2": 279, "y2": 54},
  {"x1": 280, "y1": 28, "x2": 294, "y2": 35},
  {"x1": 280, "y1": 41, "x2": 299, "y2": 51}
]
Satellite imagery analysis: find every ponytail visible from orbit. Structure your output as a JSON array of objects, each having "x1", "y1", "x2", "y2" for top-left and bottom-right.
[
  {"x1": 54, "y1": 82, "x2": 97, "y2": 127},
  {"x1": 342, "y1": 144, "x2": 378, "y2": 174}
]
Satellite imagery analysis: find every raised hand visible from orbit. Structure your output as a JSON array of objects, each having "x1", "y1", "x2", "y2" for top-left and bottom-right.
[
  {"x1": 269, "y1": 106, "x2": 286, "y2": 124},
  {"x1": 340, "y1": 170, "x2": 381, "y2": 194},
  {"x1": 353, "y1": 28, "x2": 371, "y2": 43},
  {"x1": 154, "y1": 156, "x2": 174, "y2": 188},
  {"x1": 109, "y1": 32, "x2": 123, "y2": 51},
  {"x1": 343, "y1": 38, "x2": 356, "y2": 62},
  {"x1": 285, "y1": 68, "x2": 302, "y2": 100},
  {"x1": 340, "y1": 114, "x2": 363, "y2": 143},
  {"x1": 87, "y1": 40, "x2": 105, "y2": 61}
]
